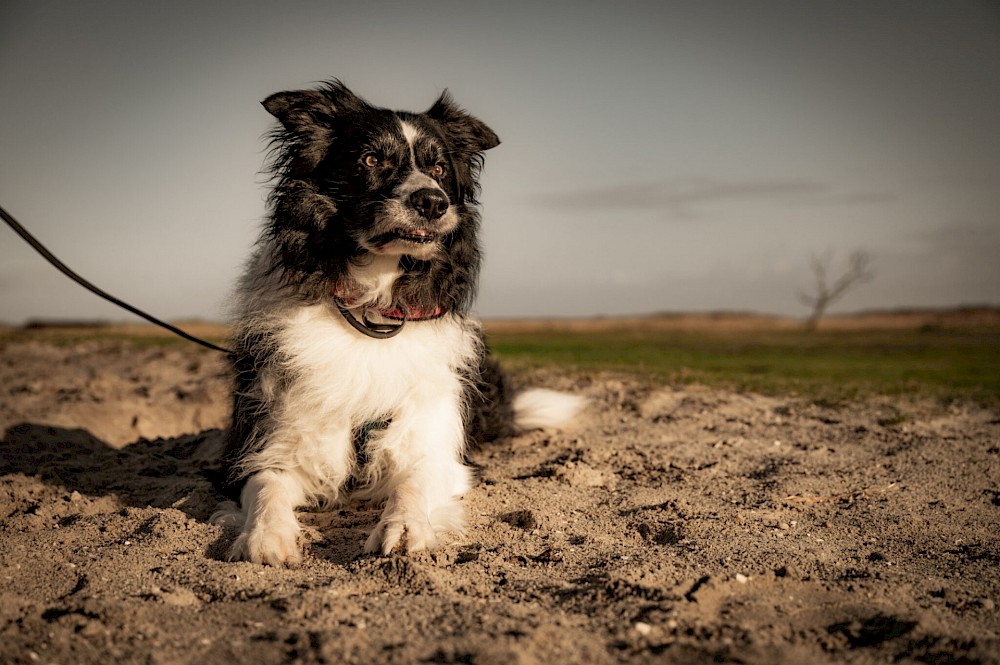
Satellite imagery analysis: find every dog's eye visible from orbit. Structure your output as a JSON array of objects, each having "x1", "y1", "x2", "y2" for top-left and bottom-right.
[
  {"x1": 430, "y1": 163, "x2": 445, "y2": 178},
  {"x1": 363, "y1": 154, "x2": 380, "y2": 168}
]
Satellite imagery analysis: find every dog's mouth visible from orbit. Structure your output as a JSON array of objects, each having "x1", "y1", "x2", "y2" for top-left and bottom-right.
[
  {"x1": 371, "y1": 228, "x2": 440, "y2": 247},
  {"x1": 394, "y1": 228, "x2": 439, "y2": 245}
]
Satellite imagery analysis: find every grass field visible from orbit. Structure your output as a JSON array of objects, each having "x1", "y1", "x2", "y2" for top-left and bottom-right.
[
  {"x1": 486, "y1": 324, "x2": 1000, "y2": 406},
  {"x1": 5, "y1": 311, "x2": 999, "y2": 406}
]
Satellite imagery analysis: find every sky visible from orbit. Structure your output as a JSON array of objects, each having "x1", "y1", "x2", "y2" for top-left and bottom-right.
[{"x1": 1, "y1": 0, "x2": 998, "y2": 325}]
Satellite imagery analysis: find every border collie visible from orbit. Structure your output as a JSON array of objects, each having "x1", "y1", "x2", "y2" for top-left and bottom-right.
[{"x1": 211, "y1": 81, "x2": 584, "y2": 565}]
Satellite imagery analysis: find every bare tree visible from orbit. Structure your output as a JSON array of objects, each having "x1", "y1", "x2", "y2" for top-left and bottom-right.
[{"x1": 799, "y1": 250, "x2": 874, "y2": 330}]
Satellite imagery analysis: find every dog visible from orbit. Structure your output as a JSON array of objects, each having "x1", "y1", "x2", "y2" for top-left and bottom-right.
[{"x1": 211, "y1": 80, "x2": 584, "y2": 565}]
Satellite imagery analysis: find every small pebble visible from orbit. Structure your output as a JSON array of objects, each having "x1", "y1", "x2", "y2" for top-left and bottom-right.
[
  {"x1": 79, "y1": 620, "x2": 103, "y2": 637},
  {"x1": 735, "y1": 573, "x2": 749, "y2": 584},
  {"x1": 634, "y1": 622, "x2": 652, "y2": 636},
  {"x1": 779, "y1": 522, "x2": 790, "y2": 530},
  {"x1": 774, "y1": 564, "x2": 797, "y2": 578}
]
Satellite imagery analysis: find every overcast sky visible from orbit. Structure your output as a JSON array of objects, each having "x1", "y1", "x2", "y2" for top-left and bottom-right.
[{"x1": 2, "y1": 0, "x2": 998, "y2": 325}]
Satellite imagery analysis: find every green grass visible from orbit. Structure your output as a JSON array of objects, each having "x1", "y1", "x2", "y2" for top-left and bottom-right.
[
  {"x1": 487, "y1": 327, "x2": 1000, "y2": 406},
  {"x1": 0, "y1": 327, "x2": 230, "y2": 350},
  {"x1": 4, "y1": 322, "x2": 998, "y2": 406}
]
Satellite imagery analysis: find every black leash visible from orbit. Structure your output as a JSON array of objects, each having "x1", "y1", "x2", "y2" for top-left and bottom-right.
[{"x1": 1, "y1": 204, "x2": 232, "y2": 354}]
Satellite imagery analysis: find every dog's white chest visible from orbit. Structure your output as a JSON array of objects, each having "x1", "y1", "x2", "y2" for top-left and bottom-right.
[{"x1": 276, "y1": 303, "x2": 478, "y2": 423}]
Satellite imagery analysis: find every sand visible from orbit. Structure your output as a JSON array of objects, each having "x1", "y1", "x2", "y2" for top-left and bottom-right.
[{"x1": 1, "y1": 338, "x2": 998, "y2": 664}]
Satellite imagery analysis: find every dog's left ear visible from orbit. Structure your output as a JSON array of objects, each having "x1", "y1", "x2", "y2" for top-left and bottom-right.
[{"x1": 426, "y1": 92, "x2": 500, "y2": 154}]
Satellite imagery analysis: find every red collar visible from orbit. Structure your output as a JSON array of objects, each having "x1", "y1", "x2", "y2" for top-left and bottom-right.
[
  {"x1": 375, "y1": 304, "x2": 445, "y2": 321},
  {"x1": 333, "y1": 280, "x2": 445, "y2": 321}
]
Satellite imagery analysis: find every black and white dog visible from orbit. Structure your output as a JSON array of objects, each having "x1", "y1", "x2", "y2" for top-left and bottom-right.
[{"x1": 212, "y1": 81, "x2": 583, "y2": 565}]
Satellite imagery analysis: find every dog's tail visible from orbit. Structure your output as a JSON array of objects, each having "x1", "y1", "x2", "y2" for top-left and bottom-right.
[
  {"x1": 466, "y1": 353, "x2": 587, "y2": 445},
  {"x1": 511, "y1": 388, "x2": 587, "y2": 432}
]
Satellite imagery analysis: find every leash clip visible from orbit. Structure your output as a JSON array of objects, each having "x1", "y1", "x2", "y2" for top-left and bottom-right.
[{"x1": 335, "y1": 300, "x2": 407, "y2": 339}]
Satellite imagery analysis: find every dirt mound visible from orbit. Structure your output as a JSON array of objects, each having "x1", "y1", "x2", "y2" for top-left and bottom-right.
[{"x1": 1, "y1": 340, "x2": 997, "y2": 664}]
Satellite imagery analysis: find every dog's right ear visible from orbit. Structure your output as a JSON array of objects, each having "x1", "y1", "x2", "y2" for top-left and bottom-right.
[
  {"x1": 263, "y1": 81, "x2": 365, "y2": 174},
  {"x1": 262, "y1": 90, "x2": 332, "y2": 132},
  {"x1": 262, "y1": 81, "x2": 364, "y2": 132}
]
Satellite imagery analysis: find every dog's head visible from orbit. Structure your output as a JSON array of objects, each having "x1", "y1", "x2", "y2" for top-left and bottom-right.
[{"x1": 263, "y1": 81, "x2": 499, "y2": 266}]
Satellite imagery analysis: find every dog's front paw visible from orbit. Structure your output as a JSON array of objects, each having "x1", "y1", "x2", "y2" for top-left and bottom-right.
[
  {"x1": 364, "y1": 498, "x2": 466, "y2": 555},
  {"x1": 228, "y1": 523, "x2": 303, "y2": 567},
  {"x1": 364, "y1": 515, "x2": 439, "y2": 555}
]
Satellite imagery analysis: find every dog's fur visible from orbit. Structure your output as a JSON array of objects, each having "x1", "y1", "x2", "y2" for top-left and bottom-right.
[{"x1": 211, "y1": 81, "x2": 583, "y2": 565}]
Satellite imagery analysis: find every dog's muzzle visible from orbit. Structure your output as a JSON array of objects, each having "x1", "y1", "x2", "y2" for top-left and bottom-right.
[{"x1": 364, "y1": 185, "x2": 457, "y2": 257}]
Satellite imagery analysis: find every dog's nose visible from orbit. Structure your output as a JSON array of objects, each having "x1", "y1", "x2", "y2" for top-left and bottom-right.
[{"x1": 408, "y1": 188, "x2": 449, "y2": 221}]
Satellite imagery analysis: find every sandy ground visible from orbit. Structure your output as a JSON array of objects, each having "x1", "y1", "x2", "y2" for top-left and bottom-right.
[{"x1": 1, "y1": 337, "x2": 998, "y2": 664}]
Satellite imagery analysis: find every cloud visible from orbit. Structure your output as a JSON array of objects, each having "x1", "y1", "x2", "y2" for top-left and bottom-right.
[
  {"x1": 529, "y1": 177, "x2": 895, "y2": 218},
  {"x1": 916, "y1": 221, "x2": 1000, "y2": 255}
]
